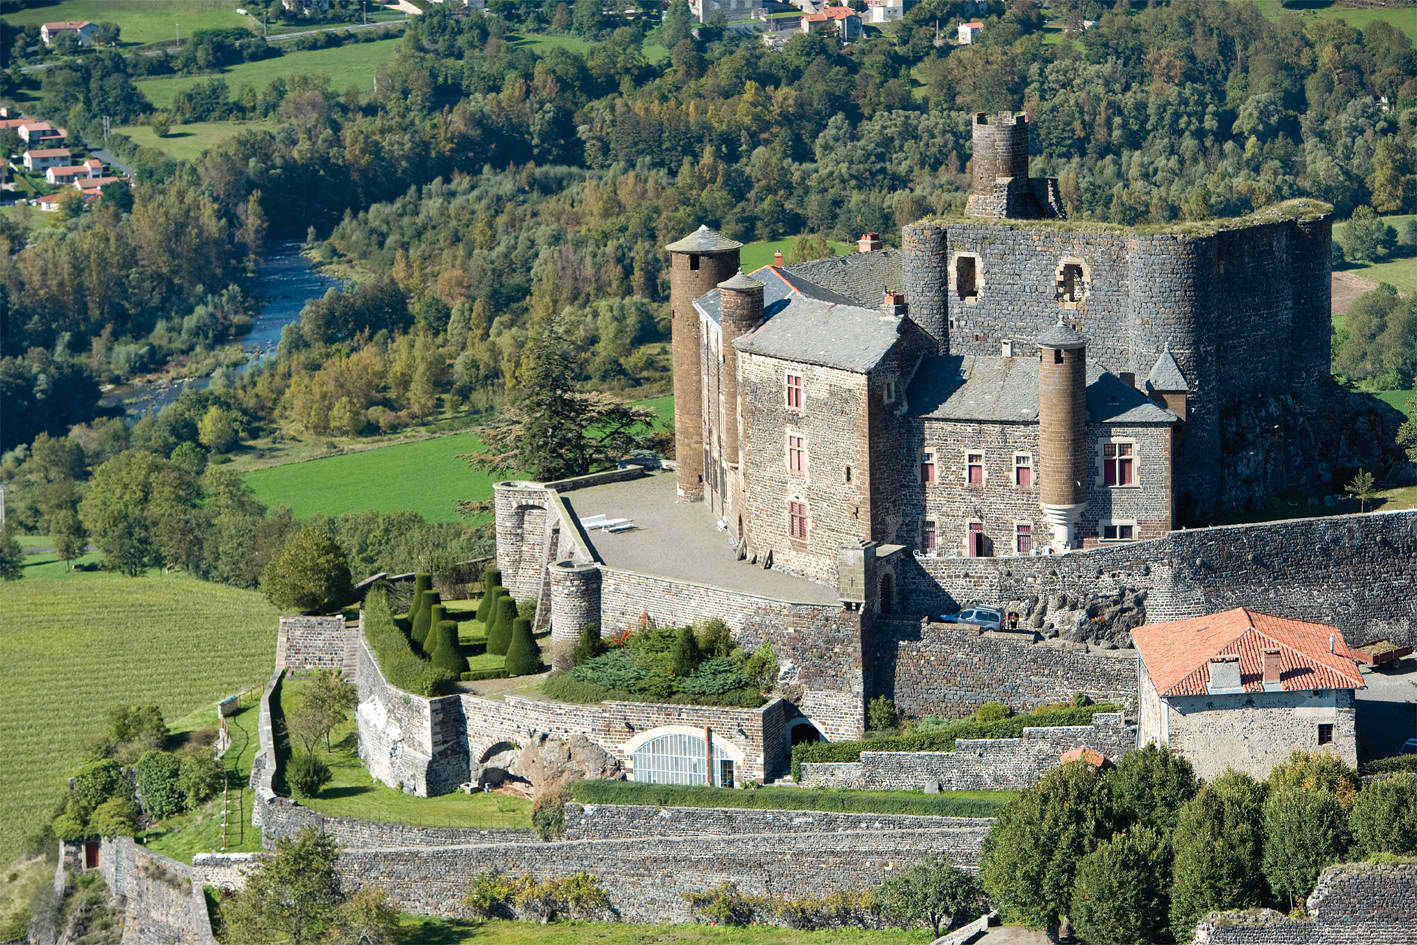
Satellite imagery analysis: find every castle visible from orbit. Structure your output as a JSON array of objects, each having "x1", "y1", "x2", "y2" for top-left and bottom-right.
[{"x1": 670, "y1": 111, "x2": 1333, "y2": 592}]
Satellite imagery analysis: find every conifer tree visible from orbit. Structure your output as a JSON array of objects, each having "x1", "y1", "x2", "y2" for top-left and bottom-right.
[
  {"x1": 411, "y1": 589, "x2": 439, "y2": 650},
  {"x1": 430, "y1": 620, "x2": 469, "y2": 675},
  {"x1": 422, "y1": 603, "x2": 447, "y2": 656},
  {"x1": 488, "y1": 598, "x2": 516, "y2": 655},
  {"x1": 504, "y1": 616, "x2": 539, "y2": 676}
]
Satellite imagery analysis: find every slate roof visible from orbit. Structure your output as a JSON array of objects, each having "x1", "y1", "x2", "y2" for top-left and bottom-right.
[
  {"x1": 1037, "y1": 323, "x2": 1086, "y2": 349},
  {"x1": 718, "y1": 270, "x2": 764, "y2": 291},
  {"x1": 783, "y1": 250, "x2": 902, "y2": 308},
  {"x1": 665, "y1": 225, "x2": 742, "y2": 253},
  {"x1": 1147, "y1": 347, "x2": 1189, "y2": 392},
  {"x1": 1131, "y1": 608, "x2": 1365, "y2": 697},
  {"x1": 907, "y1": 355, "x2": 1179, "y2": 424}
]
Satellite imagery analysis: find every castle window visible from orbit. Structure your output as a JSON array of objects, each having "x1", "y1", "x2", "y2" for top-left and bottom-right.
[
  {"x1": 1059, "y1": 263, "x2": 1084, "y2": 302},
  {"x1": 689, "y1": 253, "x2": 700, "y2": 272},
  {"x1": 921, "y1": 519, "x2": 937, "y2": 554},
  {"x1": 1100, "y1": 521, "x2": 1137, "y2": 541},
  {"x1": 883, "y1": 379, "x2": 897, "y2": 404},
  {"x1": 1103, "y1": 441, "x2": 1135, "y2": 487},
  {"x1": 1015, "y1": 523, "x2": 1033, "y2": 555},
  {"x1": 966, "y1": 452, "x2": 984, "y2": 486},
  {"x1": 788, "y1": 435, "x2": 805, "y2": 476},
  {"x1": 844, "y1": 465, "x2": 852, "y2": 483},
  {"x1": 788, "y1": 501, "x2": 808, "y2": 540},
  {"x1": 955, "y1": 256, "x2": 977, "y2": 300},
  {"x1": 1317, "y1": 723, "x2": 1334, "y2": 746},
  {"x1": 1014, "y1": 453, "x2": 1032, "y2": 487},
  {"x1": 785, "y1": 373, "x2": 803, "y2": 409},
  {"x1": 966, "y1": 521, "x2": 989, "y2": 558},
  {"x1": 921, "y1": 450, "x2": 936, "y2": 485}
]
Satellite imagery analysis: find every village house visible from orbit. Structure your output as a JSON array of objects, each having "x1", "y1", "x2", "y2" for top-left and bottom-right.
[
  {"x1": 865, "y1": 0, "x2": 914, "y2": 24},
  {"x1": 1131, "y1": 608, "x2": 1364, "y2": 780},
  {"x1": 802, "y1": 5, "x2": 862, "y2": 41},
  {"x1": 690, "y1": 0, "x2": 758, "y2": 22},
  {"x1": 18, "y1": 122, "x2": 65, "y2": 147},
  {"x1": 40, "y1": 21, "x2": 96, "y2": 47},
  {"x1": 23, "y1": 148, "x2": 71, "y2": 172},
  {"x1": 46, "y1": 160, "x2": 102, "y2": 185},
  {"x1": 958, "y1": 20, "x2": 983, "y2": 44}
]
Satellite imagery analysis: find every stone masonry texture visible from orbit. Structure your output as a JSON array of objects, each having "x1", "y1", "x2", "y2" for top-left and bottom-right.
[
  {"x1": 275, "y1": 616, "x2": 350, "y2": 671},
  {"x1": 92, "y1": 838, "x2": 218, "y2": 945}
]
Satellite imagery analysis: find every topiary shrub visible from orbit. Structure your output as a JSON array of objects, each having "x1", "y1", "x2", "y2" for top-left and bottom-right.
[
  {"x1": 411, "y1": 589, "x2": 440, "y2": 650},
  {"x1": 431, "y1": 620, "x2": 470, "y2": 675},
  {"x1": 672, "y1": 626, "x2": 699, "y2": 677},
  {"x1": 287, "y1": 752, "x2": 332, "y2": 799},
  {"x1": 573, "y1": 622, "x2": 605, "y2": 665},
  {"x1": 423, "y1": 603, "x2": 447, "y2": 656},
  {"x1": 409, "y1": 573, "x2": 431, "y2": 621},
  {"x1": 488, "y1": 598, "x2": 516, "y2": 656},
  {"x1": 505, "y1": 616, "x2": 540, "y2": 676},
  {"x1": 476, "y1": 574, "x2": 504, "y2": 624}
]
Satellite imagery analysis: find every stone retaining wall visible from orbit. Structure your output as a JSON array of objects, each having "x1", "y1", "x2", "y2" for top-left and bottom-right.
[
  {"x1": 562, "y1": 802, "x2": 991, "y2": 839},
  {"x1": 191, "y1": 852, "x2": 267, "y2": 891},
  {"x1": 256, "y1": 798, "x2": 533, "y2": 848},
  {"x1": 95, "y1": 838, "x2": 217, "y2": 945},
  {"x1": 248, "y1": 669, "x2": 281, "y2": 823},
  {"x1": 798, "y1": 712, "x2": 1136, "y2": 791},
  {"x1": 275, "y1": 616, "x2": 349, "y2": 672},
  {"x1": 336, "y1": 824, "x2": 990, "y2": 924}
]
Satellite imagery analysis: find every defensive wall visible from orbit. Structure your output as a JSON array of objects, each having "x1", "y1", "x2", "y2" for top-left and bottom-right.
[
  {"x1": 1191, "y1": 861, "x2": 1417, "y2": 945},
  {"x1": 69, "y1": 838, "x2": 218, "y2": 945},
  {"x1": 560, "y1": 802, "x2": 990, "y2": 839},
  {"x1": 798, "y1": 712, "x2": 1135, "y2": 791},
  {"x1": 274, "y1": 615, "x2": 350, "y2": 671}
]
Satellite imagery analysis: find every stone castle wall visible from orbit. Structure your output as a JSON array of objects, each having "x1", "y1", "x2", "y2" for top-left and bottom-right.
[
  {"x1": 275, "y1": 616, "x2": 350, "y2": 672},
  {"x1": 94, "y1": 838, "x2": 217, "y2": 945},
  {"x1": 797, "y1": 712, "x2": 1135, "y2": 791},
  {"x1": 255, "y1": 796, "x2": 533, "y2": 848},
  {"x1": 561, "y1": 802, "x2": 990, "y2": 839}
]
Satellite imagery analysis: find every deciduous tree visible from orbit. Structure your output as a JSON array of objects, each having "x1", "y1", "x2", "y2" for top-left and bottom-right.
[
  {"x1": 260, "y1": 527, "x2": 354, "y2": 614},
  {"x1": 1169, "y1": 771, "x2": 1268, "y2": 941}
]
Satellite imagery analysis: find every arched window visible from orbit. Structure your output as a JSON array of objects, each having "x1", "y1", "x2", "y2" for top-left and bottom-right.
[{"x1": 631, "y1": 730, "x2": 736, "y2": 787}]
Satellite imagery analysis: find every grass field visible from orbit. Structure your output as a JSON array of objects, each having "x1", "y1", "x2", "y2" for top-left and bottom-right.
[
  {"x1": 396, "y1": 917, "x2": 928, "y2": 943},
  {"x1": 1334, "y1": 213, "x2": 1417, "y2": 295},
  {"x1": 242, "y1": 394, "x2": 673, "y2": 522},
  {"x1": 740, "y1": 237, "x2": 854, "y2": 272},
  {"x1": 512, "y1": 32, "x2": 669, "y2": 64},
  {"x1": 0, "y1": 203, "x2": 49, "y2": 232},
  {"x1": 1245, "y1": 0, "x2": 1417, "y2": 42},
  {"x1": 136, "y1": 36, "x2": 403, "y2": 109},
  {"x1": 278, "y1": 676, "x2": 531, "y2": 827},
  {"x1": 0, "y1": 572, "x2": 279, "y2": 867},
  {"x1": 2, "y1": 0, "x2": 255, "y2": 46},
  {"x1": 114, "y1": 120, "x2": 276, "y2": 162}
]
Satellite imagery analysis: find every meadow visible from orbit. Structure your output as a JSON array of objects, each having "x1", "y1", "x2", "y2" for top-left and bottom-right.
[
  {"x1": 242, "y1": 394, "x2": 673, "y2": 521},
  {"x1": 2, "y1": 0, "x2": 253, "y2": 46},
  {"x1": 1334, "y1": 212, "x2": 1417, "y2": 296},
  {"x1": 512, "y1": 32, "x2": 669, "y2": 65},
  {"x1": 740, "y1": 236, "x2": 853, "y2": 272},
  {"x1": 0, "y1": 572, "x2": 279, "y2": 866},
  {"x1": 135, "y1": 36, "x2": 403, "y2": 109},
  {"x1": 113, "y1": 120, "x2": 277, "y2": 162},
  {"x1": 1246, "y1": 0, "x2": 1417, "y2": 42}
]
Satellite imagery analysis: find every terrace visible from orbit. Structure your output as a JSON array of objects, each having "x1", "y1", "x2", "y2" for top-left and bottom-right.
[{"x1": 563, "y1": 470, "x2": 839, "y2": 605}]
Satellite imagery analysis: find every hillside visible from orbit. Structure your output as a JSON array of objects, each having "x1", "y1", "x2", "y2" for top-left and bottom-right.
[{"x1": 0, "y1": 573, "x2": 278, "y2": 866}]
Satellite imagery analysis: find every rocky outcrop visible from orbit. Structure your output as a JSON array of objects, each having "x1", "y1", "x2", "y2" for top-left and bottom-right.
[{"x1": 477, "y1": 733, "x2": 624, "y2": 788}]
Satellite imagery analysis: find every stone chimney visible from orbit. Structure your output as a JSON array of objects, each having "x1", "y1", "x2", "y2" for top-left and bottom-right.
[
  {"x1": 858, "y1": 232, "x2": 883, "y2": 253},
  {"x1": 881, "y1": 290, "x2": 907, "y2": 319},
  {"x1": 774, "y1": 250, "x2": 784, "y2": 267},
  {"x1": 1262, "y1": 648, "x2": 1282, "y2": 691},
  {"x1": 1207, "y1": 654, "x2": 1242, "y2": 694}
]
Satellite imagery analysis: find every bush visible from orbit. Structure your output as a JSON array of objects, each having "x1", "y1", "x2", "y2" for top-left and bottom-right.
[
  {"x1": 410, "y1": 589, "x2": 438, "y2": 650},
  {"x1": 487, "y1": 597, "x2": 516, "y2": 656},
  {"x1": 505, "y1": 616, "x2": 540, "y2": 676},
  {"x1": 974, "y1": 701, "x2": 1012, "y2": 722},
  {"x1": 362, "y1": 590, "x2": 457, "y2": 696},
  {"x1": 570, "y1": 780, "x2": 1015, "y2": 818},
  {"x1": 72, "y1": 759, "x2": 127, "y2": 815},
  {"x1": 878, "y1": 854, "x2": 982, "y2": 936},
  {"x1": 177, "y1": 753, "x2": 225, "y2": 809},
  {"x1": 1262, "y1": 783, "x2": 1350, "y2": 907},
  {"x1": 743, "y1": 642, "x2": 778, "y2": 691},
  {"x1": 422, "y1": 602, "x2": 447, "y2": 656},
  {"x1": 571, "y1": 648, "x2": 647, "y2": 690},
  {"x1": 409, "y1": 573, "x2": 431, "y2": 619},
  {"x1": 532, "y1": 788, "x2": 569, "y2": 840},
  {"x1": 693, "y1": 619, "x2": 733, "y2": 658},
  {"x1": 430, "y1": 620, "x2": 470, "y2": 675},
  {"x1": 672, "y1": 626, "x2": 699, "y2": 677},
  {"x1": 287, "y1": 752, "x2": 332, "y2": 799},
  {"x1": 573, "y1": 622, "x2": 605, "y2": 665},
  {"x1": 541, "y1": 673, "x2": 609, "y2": 703},
  {"x1": 475, "y1": 578, "x2": 503, "y2": 624},
  {"x1": 260, "y1": 527, "x2": 354, "y2": 614},
  {"x1": 1069, "y1": 825, "x2": 1171, "y2": 945},
  {"x1": 867, "y1": 696, "x2": 898, "y2": 731},
  {"x1": 675, "y1": 656, "x2": 751, "y2": 696},
  {"x1": 1350, "y1": 775, "x2": 1417, "y2": 856},
  {"x1": 1364, "y1": 755, "x2": 1417, "y2": 775},
  {"x1": 133, "y1": 750, "x2": 185, "y2": 820},
  {"x1": 1169, "y1": 770, "x2": 1268, "y2": 941},
  {"x1": 89, "y1": 797, "x2": 139, "y2": 838},
  {"x1": 461, "y1": 667, "x2": 511, "y2": 681},
  {"x1": 683, "y1": 884, "x2": 880, "y2": 930},
  {"x1": 463, "y1": 869, "x2": 609, "y2": 922}
]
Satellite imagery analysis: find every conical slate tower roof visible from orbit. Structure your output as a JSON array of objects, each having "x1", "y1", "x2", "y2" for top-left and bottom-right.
[
  {"x1": 1037, "y1": 322, "x2": 1086, "y2": 349},
  {"x1": 665, "y1": 224, "x2": 743, "y2": 253},
  {"x1": 1147, "y1": 346, "x2": 1188, "y2": 392},
  {"x1": 718, "y1": 270, "x2": 764, "y2": 291}
]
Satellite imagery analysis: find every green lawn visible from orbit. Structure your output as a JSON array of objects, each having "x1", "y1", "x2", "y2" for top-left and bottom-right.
[
  {"x1": 136, "y1": 36, "x2": 403, "y2": 109},
  {"x1": 397, "y1": 917, "x2": 929, "y2": 944},
  {"x1": 2, "y1": 0, "x2": 255, "y2": 46},
  {"x1": 1244, "y1": 0, "x2": 1417, "y2": 42},
  {"x1": 279, "y1": 676, "x2": 531, "y2": 827},
  {"x1": 0, "y1": 572, "x2": 279, "y2": 866},
  {"x1": 0, "y1": 202, "x2": 49, "y2": 232},
  {"x1": 242, "y1": 394, "x2": 673, "y2": 522},
  {"x1": 115, "y1": 120, "x2": 276, "y2": 162},
  {"x1": 18, "y1": 538, "x2": 104, "y2": 580},
  {"x1": 1334, "y1": 213, "x2": 1417, "y2": 296},
  {"x1": 740, "y1": 237, "x2": 854, "y2": 272}
]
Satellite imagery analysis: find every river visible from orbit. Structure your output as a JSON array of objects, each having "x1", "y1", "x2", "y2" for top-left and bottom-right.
[{"x1": 113, "y1": 242, "x2": 340, "y2": 420}]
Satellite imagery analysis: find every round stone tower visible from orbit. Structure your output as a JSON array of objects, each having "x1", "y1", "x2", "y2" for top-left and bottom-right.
[
  {"x1": 971, "y1": 111, "x2": 1030, "y2": 196},
  {"x1": 548, "y1": 559, "x2": 601, "y2": 650},
  {"x1": 1037, "y1": 323, "x2": 1088, "y2": 550},
  {"x1": 717, "y1": 270, "x2": 765, "y2": 470},
  {"x1": 902, "y1": 222, "x2": 949, "y2": 353},
  {"x1": 665, "y1": 226, "x2": 742, "y2": 502}
]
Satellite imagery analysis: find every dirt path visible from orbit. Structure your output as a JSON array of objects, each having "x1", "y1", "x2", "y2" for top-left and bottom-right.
[{"x1": 1333, "y1": 270, "x2": 1379, "y2": 318}]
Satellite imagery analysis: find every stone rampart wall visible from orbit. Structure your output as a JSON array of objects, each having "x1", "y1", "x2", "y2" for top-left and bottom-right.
[
  {"x1": 1192, "y1": 862, "x2": 1417, "y2": 945},
  {"x1": 336, "y1": 825, "x2": 990, "y2": 924},
  {"x1": 275, "y1": 616, "x2": 349, "y2": 672},
  {"x1": 191, "y1": 852, "x2": 267, "y2": 892},
  {"x1": 96, "y1": 838, "x2": 217, "y2": 945},
  {"x1": 253, "y1": 797, "x2": 533, "y2": 848},
  {"x1": 562, "y1": 802, "x2": 990, "y2": 839},
  {"x1": 798, "y1": 712, "x2": 1135, "y2": 791},
  {"x1": 875, "y1": 619, "x2": 1137, "y2": 718},
  {"x1": 248, "y1": 669, "x2": 281, "y2": 824}
]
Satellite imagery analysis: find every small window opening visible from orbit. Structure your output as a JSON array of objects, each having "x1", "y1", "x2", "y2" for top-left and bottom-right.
[
  {"x1": 844, "y1": 465, "x2": 853, "y2": 483},
  {"x1": 920, "y1": 451, "x2": 936, "y2": 485},
  {"x1": 883, "y1": 380, "x2": 897, "y2": 403},
  {"x1": 689, "y1": 253, "x2": 700, "y2": 272},
  {"x1": 956, "y1": 256, "x2": 977, "y2": 300},
  {"x1": 1014, "y1": 454, "x2": 1032, "y2": 487},
  {"x1": 1058, "y1": 263, "x2": 1085, "y2": 303},
  {"x1": 1120, "y1": 371, "x2": 1135, "y2": 388},
  {"x1": 921, "y1": 520, "x2": 937, "y2": 553},
  {"x1": 1317, "y1": 723, "x2": 1334, "y2": 746},
  {"x1": 1101, "y1": 523, "x2": 1136, "y2": 540},
  {"x1": 1103, "y1": 442, "x2": 1135, "y2": 487},
  {"x1": 785, "y1": 373, "x2": 803, "y2": 409},
  {"x1": 1016, "y1": 524, "x2": 1032, "y2": 555},
  {"x1": 788, "y1": 435, "x2": 805, "y2": 475},
  {"x1": 966, "y1": 452, "x2": 984, "y2": 486},
  {"x1": 1001, "y1": 340, "x2": 1013, "y2": 357},
  {"x1": 788, "y1": 501, "x2": 808, "y2": 540}
]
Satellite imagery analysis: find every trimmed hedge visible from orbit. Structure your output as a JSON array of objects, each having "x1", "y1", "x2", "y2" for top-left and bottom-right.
[
  {"x1": 790, "y1": 704, "x2": 1122, "y2": 780},
  {"x1": 363, "y1": 590, "x2": 457, "y2": 696},
  {"x1": 570, "y1": 780, "x2": 1016, "y2": 818},
  {"x1": 1364, "y1": 755, "x2": 1417, "y2": 774},
  {"x1": 430, "y1": 619, "x2": 469, "y2": 675},
  {"x1": 460, "y1": 667, "x2": 511, "y2": 682},
  {"x1": 504, "y1": 616, "x2": 540, "y2": 676}
]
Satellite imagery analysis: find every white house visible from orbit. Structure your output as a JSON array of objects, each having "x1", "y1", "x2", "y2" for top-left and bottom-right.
[
  {"x1": 18, "y1": 122, "x2": 64, "y2": 146},
  {"x1": 40, "y1": 21, "x2": 96, "y2": 47},
  {"x1": 23, "y1": 148, "x2": 71, "y2": 172},
  {"x1": 1131, "y1": 608, "x2": 1364, "y2": 781},
  {"x1": 46, "y1": 160, "x2": 102, "y2": 185},
  {"x1": 958, "y1": 20, "x2": 983, "y2": 44}
]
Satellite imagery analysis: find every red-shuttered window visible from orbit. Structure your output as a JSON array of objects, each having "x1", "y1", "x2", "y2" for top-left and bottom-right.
[
  {"x1": 788, "y1": 436, "x2": 805, "y2": 475},
  {"x1": 1014, "y1": 454, "x2": 1032, "y2": 487},
  {"x1": 1103, "y1": 442, "x2": 1135, "y2": 486},
  {"x1": 921, "y1": 451, "x2": 935, "y2": 485},
  {"x1": 788, "y1": 502, "x2": 808, "y2": 540},
  {"x1": 967, "y1": 452, "x2": 984, "y2": 486}
]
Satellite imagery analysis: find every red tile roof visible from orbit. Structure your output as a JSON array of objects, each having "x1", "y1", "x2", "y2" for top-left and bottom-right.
[
  {"x1": 806, "y1": 6, "x2": 857, "y2": 20},
  {"x1": 1061, "y1": 747, "x2": 1107, "y2": 768},
  {"x1": 25, "y1": 148, "x2": 71, "y2": 158},
  {"x1": 962, "y1": 21, "x2": 984, "y2": 28},
  {"x1": 43, "y1": 21, "x2": 93, "y2": 30},
  {"x1": 1131, "y1": 608, "x2": 1365, "y2": 697}
]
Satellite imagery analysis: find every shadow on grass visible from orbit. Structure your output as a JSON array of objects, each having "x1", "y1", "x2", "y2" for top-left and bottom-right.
[
  {"x1": 318, "y1": 784, "x2": 373, "y2": 800},
  {"x1": 400, "y1": 917, "x2": 483, "y2": 944}
]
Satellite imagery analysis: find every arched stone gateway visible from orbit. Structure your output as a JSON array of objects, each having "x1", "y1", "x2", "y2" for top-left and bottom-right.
[
  {"x1": 788, "y1": 719, "x2": 825, "y2": 747},
  {"x1": 623, "y1": 725, "x2": 746, "y2": 788}
]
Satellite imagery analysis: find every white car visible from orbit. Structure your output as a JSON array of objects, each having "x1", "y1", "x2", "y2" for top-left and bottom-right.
[{"x1": 938, "y1": 607, "x2": 1003, "y2": 631}]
